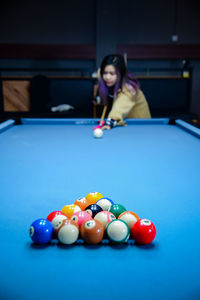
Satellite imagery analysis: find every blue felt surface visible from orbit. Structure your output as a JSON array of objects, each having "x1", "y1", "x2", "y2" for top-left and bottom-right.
[{"x1": 0, "y1": 119, "x2": 200, "y2": 300}]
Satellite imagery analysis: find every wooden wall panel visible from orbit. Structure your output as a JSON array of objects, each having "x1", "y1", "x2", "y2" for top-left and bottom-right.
[{"x1": 3, "y1": 81, "x2": 30, "y2": 112}]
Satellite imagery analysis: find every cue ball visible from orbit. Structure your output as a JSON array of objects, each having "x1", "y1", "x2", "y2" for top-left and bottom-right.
[{"x1": 94, "y1": 128, "x2": 103, "y2": 138}]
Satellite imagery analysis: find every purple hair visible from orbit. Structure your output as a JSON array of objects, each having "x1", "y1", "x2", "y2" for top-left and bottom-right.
[{"x1": 99, "y1": 54, "x2": 139, "y2": 105}]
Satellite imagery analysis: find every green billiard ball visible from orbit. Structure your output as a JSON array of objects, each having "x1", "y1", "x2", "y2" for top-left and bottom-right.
[
  {"x1": 106, "y1": 219, "x2": 130, "y2": 244},
  {"x1": 108, "y1": 204, "x2": 126, "y2": 218}
]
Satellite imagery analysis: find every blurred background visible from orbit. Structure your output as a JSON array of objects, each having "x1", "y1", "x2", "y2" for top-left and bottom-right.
[{"x1": 0, "y1": 0, "x2": 200, "y2": 120}]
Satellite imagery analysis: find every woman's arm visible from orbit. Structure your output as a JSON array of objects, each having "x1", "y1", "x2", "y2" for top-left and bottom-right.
[{"x1": 107, "y1": 90, "x2": 136, "y2": 125}]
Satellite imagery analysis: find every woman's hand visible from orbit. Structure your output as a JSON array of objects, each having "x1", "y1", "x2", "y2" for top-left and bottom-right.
[{"x1": 102, "y1": 125, "x2": 111, "y2": 130}]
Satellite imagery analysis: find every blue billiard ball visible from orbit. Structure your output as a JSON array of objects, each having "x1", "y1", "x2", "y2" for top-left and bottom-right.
[
  {"x1": 29, "y1": 218, "x2": 54, "y2": 244},
  {"x1": 96, "y1": 197, "x2": 114, "y2": 211}
]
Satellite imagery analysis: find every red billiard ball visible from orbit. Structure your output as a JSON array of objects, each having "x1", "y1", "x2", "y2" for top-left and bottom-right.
[
  {"x1": 47, "y1": 210, "x2": 66, "y2": 222},
  {"x1": 131, "y1": 219, "x2": 156, "y2": 245},
  {"x1": 80, "y1": 219, "x2": 104, "y2": 244}
]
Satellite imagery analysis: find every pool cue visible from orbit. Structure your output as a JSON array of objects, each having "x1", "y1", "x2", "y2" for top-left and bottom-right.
[{"x1": 100, "y1": 105, "x2": 107, "y2": 126}]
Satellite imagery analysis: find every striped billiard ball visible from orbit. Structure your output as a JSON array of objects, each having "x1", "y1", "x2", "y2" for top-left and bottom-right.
[
  {"x1": 96, "y1": 197, "x2": 114, "y2": 211},
  {"x1": 70, "y1": 211, "x2": 92, "y2": 228},
  {"x1": 94, "y1": 211, "x2": 116, "y2": 229},
  {"x1": 118, "y1": 211, "x2": 140, "y2": 229},
  {"x1": 57, "y1": 219, "x2": 79, "y2": 245},
  {"x1": 106, "y1": 219, "x2": 130, "y2": 244}
]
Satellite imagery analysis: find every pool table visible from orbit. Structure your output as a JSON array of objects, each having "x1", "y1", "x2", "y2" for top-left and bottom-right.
[{"x1": 0, "y1": 118, "x2": 200, "y2": 300}]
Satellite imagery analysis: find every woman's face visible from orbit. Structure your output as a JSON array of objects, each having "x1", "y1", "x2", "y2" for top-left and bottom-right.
[{"x1": 102, "y1": 65, "x2": 118, "y2": 87}]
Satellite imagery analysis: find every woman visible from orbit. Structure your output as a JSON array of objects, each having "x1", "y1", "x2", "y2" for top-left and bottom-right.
[{"x1": 97, "y1": 54, "x2": 151, "y2": 130}]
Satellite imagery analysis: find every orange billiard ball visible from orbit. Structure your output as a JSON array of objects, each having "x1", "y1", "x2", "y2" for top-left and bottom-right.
[
  {"x1": 74, "y1": 197, "x2": 90, "y2": 210},
  {"x1": 118, "y1": 211, "x2": 140, "y2": 229}
]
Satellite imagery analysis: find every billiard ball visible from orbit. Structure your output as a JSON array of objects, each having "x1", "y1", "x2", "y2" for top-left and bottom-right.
[
  {"x1": 131, "y1": 219, "x2": 156, "y2": 245},
  {"x1": 106, "y1": 219, "x2": 130, "y2": 244},
  {"x1": 118, "y1": 211, "x2": 140, "y2": 229},
  {"x1": 94, "y1": 211, "x2": 116, "y2": 229},
  {"x1": 80, "y1": 219, "x2": 104, "y2": 244},
  {"x1": 85, "y1": 204, "x2": 103, "y2": 218},
  {"x1": 74, "y1": 197, "x2": 91, "y2": 210},
  {"x1": 61, "y1": 204, "x2": 81, "y2": 218},
  {"x1": 57, "y1": 219, "x2": 79, "y2": 245},
  {"x1": 47, "y1": 210, "x2": 66, "y2": 222},
  {"x1": 70, "y1": 211, "x2": 92, "y2": 228},
  {"x1": 29, "y1": 218, "x2": 54, "y2": 244},
  {"x1": 52, "y1": 214, "x2": 68, "y2": 231},
  {"x1": 108, "y1": 204, "x2": 127, "y2": 218},
  {"x1": 96, "y1": 197, "x2": 114, "y2": 211},
  {"x1": 85, "y1": 192, "x2": 104, "y2": 204},
  {"x1": 94, "y1": 128, "x2": 103, "y2": 138}
]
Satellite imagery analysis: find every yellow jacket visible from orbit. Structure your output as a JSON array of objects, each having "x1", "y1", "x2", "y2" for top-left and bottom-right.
[{"x1": 108, "y1": 85, "x2": 151, "y2": 125}]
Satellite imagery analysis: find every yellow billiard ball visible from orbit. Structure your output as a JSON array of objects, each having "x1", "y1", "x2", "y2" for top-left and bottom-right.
[
  {"x1": 85, "y1": 192, "x2": 103, "y2": 204},
  {"x1": 61, "y1": 204, "x2": 81, "y2": 218}
]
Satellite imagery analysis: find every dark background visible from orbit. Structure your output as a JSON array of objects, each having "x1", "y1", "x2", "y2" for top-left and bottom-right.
[{"x1": 0, "y1": 0, "x2": 200, "y2": 118}]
